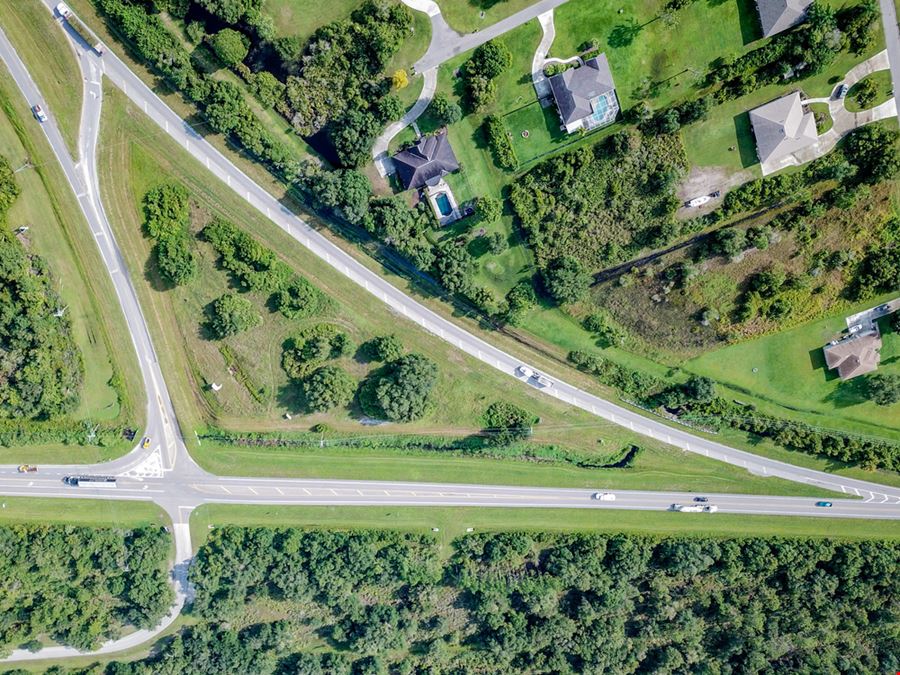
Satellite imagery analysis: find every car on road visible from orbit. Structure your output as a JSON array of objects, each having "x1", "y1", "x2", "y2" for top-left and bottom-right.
[
  {"x1": 31, "y1": 104, "x2": 47, "y2": 123},
  {"x1": 877, "y1": 304, "x2": 890, "y2": 312},
  {"x1": 17, "y1": 465, "x2": 37, "y2": 473},
  {"x1": 516, "y1": 365, "x2": 534, "y2": 378},
  {"x1": 142, "y1": 436, "x2": 151, "y2": 449},
  {"x1": 592, "y1": 492, "x2": 616, "y2": 501},
  {"x1": 693, "y1": 496, "x2": 709, "y2": 502},
  {"x1": 815, "y1": 501, "x2": 833, "y2": 507},
  {"x1": 535, "y1": 375, "x2": 553, "y2": 388},
  {"x1": 55, "y1": 2, "x2": 72, "y2": 19}
]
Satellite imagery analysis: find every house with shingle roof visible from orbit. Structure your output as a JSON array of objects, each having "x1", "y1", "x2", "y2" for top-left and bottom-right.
[
  {"x1": 756, "y1": 0, "x2": 813, "y2": 38},
  {"x1": 749, "y1": 92, "x2": 818, "y2": 174},
  {"x1": 823, "y1": 332, "x2": 882, "y2": 380},
  {"x1": 392, "y1": 131, "x2": 460, "y2": 191},
  {"x1": 549, "y1": 54, "x2": 620, "y2": 134}
]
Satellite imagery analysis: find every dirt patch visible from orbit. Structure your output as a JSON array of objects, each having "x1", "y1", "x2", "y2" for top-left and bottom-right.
[{"x1": 676, "y1": 165, "x2": 754, "y2": 219}]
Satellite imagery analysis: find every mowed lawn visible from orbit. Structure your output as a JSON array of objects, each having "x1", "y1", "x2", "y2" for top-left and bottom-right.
[
  {"x1": 437, "y1": 0, "x2": 543, "y2": 34},
  {"x1": 686, "y1": 293, "x2": 900, "y2": 435},
  {"x1": 0, "y1": 498, "x2": 167, "y2": 528},
  {"x1": 846, "y1": 69, "x2": 894, "y2": 112},
  {"x1": 0, "y1": 1, "x2": 82, "y2": 157},
  {"x1": 191, "y1": 504, "x2": 900, "y2": 552}
]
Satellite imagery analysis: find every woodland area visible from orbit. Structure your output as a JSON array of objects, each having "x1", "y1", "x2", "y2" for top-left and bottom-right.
[
  {"x1": 18, "y1": 528, "x2": 898, "y2": 673},
  {"x1": 0, "y1": 525, "x2": 171, "y2": 654}
]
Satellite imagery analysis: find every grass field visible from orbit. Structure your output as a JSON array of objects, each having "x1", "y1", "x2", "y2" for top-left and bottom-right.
[
  {"x1": 504, "y1": 101, "x2": 571, "y2": 165},
  {"x1": 437, "y1": 0, "x2": 541, "y2": 34},
  {"x1": 846, "y1": 69, "x2": 893, "y2": 112},
  {"x1": 687, "y1": 294, "x2": 900, "y2": 433},
  {"x1": 0, "y1": 71, "x2": 142, "y2": 463},
  {"x1": 0, "y1": 1, "x2": 82, "y2": 158},
  {"x1": 191, "y1": 504, "x2": 900, "y2": 552},
  {"x1": 0, "y1": 497, "x2": 167, "y2": 527},
  {"x1": 267, "y1": 0, "x2": 360, "y2": 44},
  {"x1": 191, "y1": 438, "x2": 823, "y2": 496}
]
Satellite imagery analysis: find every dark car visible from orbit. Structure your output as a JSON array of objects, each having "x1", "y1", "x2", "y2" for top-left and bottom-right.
[
  {"x1": 815, "y1": 501, "x2": 833, "y2": 508},
  {"x1": 693, "y1": 496, "x2": 709, "y2": 502}
]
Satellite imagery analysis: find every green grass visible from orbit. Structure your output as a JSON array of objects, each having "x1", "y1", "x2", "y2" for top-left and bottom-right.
[
  {"x1": 0, "y1": 1, "x2": 82, "y2": 157},
  {"x1": 686, "y1": 293, "x2": 900, "y2": 435},
  {"x1": 504, "y1": 101, "x2": 571, "y2": 165},
  {"x1": 846, "y1": 69, "x2": 894, "y2": 112},
  {"x1": 266, "y1": 0, "x2": 362, "y2": 44},
  {"x1": 191, "y1": 438, "x2": 824, "y2": 496},
  {"x1": 0, "y1": 498, "x2": 167, "y2": 527},
  {"x1": 0, "y1": 71, "x2": 142, "y2": 463},
  {"x1": 809, "y1": 101, "x2": 833, "y2": 133},
  {"x1": 437, "y1": 0, "x2": 543, "y2": 34},
  {"x1": 191, "y1": 504, "x2": 900, "y2": 552}
]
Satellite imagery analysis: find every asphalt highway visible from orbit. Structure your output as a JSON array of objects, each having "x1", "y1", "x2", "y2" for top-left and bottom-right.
[{"x1": 0, "y1": 2, "x2": 899, "y2": 661}]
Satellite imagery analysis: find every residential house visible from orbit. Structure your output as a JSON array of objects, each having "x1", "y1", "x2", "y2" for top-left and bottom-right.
[
  {"x1": 548, "y1": 54, "x2": 620, "y2": 134},
  {"x1": 823, "y1": 332, "x2": 882, "y2": 380},
  {"x1": 391, "y1": 131, "x2": 462, "y2": 225},
  {"x1": 755, "y1": 0, "x2": 813, "y2": 38},
  {"x1": 749, "y1": 91, "x2": 817, "y2": 174}
]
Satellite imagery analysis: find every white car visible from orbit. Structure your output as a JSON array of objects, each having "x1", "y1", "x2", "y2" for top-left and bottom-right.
[
  {"x1": 592, "y1": 492, "x2": 616, "y2": 501},
  {"x1": 516, "y1": 365, "x2": 534, "y2": 378},
  {"x1": 31, "y1": 105, "x2": 48, "y2": 123},
  {"x1": 848, "y1": 323, "x2": 863, "y2": 334},
  {"x1": 56, "y1": 2, "x2": 72, "y2": 19}
]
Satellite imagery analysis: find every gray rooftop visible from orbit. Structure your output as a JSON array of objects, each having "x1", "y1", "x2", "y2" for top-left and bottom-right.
[
  {"x1": 392, "y1": 131, "x2": 460, "y2": 190},
  {"x1": 549, "y1": 55, "x2": 617, "y2": 125},
  {"x1": 749, "y1": 91, "x2": 817, "y2": 164},
  {"x1": 756, "y1": 0, "x2": 813, "y2": 38}
]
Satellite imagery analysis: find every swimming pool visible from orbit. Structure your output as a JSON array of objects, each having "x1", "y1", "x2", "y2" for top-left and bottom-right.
[{"x1": 435, "y1": 193, "x2": 453, "y2": 216}]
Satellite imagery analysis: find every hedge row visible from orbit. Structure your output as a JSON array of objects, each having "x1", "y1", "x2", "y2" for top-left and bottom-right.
[{"x1": 483, "y1": 114, "x2": 518, "y2": 170}]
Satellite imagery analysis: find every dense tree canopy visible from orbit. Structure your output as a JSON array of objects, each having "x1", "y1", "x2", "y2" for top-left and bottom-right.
[
  {"x1": 74, "y1": 528, "x2": 899, "y2": 674},
  {"x1": 210, "y1": 28, "x2": 249, "y2": 67},
  {"x1": 142, "y1": 183, "x2": 197, "y2": 286},
  {"x1": 365, "y1": 353, "x2": 438, "y2": 422},
  {"x1": 303, "y1": 365, "x2": 357, "y2": 411},
  {"x1": 866, "y1": 373, "x2": 900, "y2": 406},
  {"x1": 0, "y1": 525, "x2": 171, "y2": 655}
]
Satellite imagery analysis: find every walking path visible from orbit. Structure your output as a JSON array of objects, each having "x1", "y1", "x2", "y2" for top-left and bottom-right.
[{"x1": 372, "y1": 66, "x2": 437, "y2": 176}]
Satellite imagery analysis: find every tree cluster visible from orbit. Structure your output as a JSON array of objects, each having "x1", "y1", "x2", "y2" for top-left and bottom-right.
[
  {"x1": 483, "y1": 114, "x2": 518, "y2": 170},
  {"x1": 0, "y1": 157, "x2": 83, "y2": 420},
  {"x1": 0, "y1": 525, "x2": 171, "y2": 655},
  {"x1": 482, "y1": 400, "x2": 537, "y2": 444},
  {"x1": 464, "y1": 40, "x2": 512, "y2": 111},
  {"x1": 142, "y1": 183, "x2": 197, "y2": 286},
  {"x1": 208, "y1": 293, "x2": 262, "y2": 338},
  {"x1": 360, "y1": 353, "x2": 438, "y2": 422}
]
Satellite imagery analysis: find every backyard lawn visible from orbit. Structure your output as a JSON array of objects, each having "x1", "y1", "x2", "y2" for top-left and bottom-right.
[
  {"x1": 504, "y1": 101, "x2": 571, "y2": 165},
  {"x1": 686, "y1": 293, "x2": 900, "y2": 436}
]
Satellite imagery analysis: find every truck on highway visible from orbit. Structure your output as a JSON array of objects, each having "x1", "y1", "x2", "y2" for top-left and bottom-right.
[
  {"x1": 63, "y1": 475, "x2": 117, "y2": 488},
  {"x1": 671, "y1": 503, "x2": 718, "y2": 513},
  {"x1": 56, "y1": 3, "x2": 104, "y2": 55}
]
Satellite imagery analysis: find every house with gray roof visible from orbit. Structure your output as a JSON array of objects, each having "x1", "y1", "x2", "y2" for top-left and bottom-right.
[
  {"x1": 755, "y1": 0, "x2": 813, "y2": 38},
  {"x1": 823, "y1": 331, "x2": 882, "y2": 380},
  {"x1": 749, "y1": 91, "x2": 818, "y2": 174},
  {"x1": 549, "y1": 54, "x2": 620, "y2": 134},
  {"x1": 392, "y1": 131, "x2": 460, "y2": 191}
]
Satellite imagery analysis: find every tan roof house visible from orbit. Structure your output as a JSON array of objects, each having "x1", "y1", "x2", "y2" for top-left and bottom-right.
[
  {"x1": 749, "y1": 92, "x2": 817, "y2": 174},
  {"x1": 756, "y1": 0, "x2": 813, "y2": 38},
  {"x1": 823, "y1": 332, "x2": 882, "y2": 380}
]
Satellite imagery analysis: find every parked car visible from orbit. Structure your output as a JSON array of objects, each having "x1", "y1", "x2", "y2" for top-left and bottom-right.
[
  {"x1": 815, "y1": 501, "x2": 833, "y2": 508},
  {"x1": 17, "y1": 465, "x2": 37, "y2": 473},
  {"x1": 516, "y1": 365, "x2": 534, "y2": 378},
  {"x1": 31, "y1": 105, "x2": 47, "y2": 123},
  {"x1": 142, "y1": 436, "x2": 151, "y2": 449},
  {"x1": 848, "y1": 323, "x2": 863, "y2": 334},
  {"x1": 693, "y1": 496, "x2": 709, "y2": 502},
  {"x1": 592, "y1": 492, "x2": 616, "y2": 501},
  {"x1": 837, "y1": 83, "x2": 849, "y2": 99},
  {"x1": 877, "y1": 304, "x2": 890, "y2": 312}
]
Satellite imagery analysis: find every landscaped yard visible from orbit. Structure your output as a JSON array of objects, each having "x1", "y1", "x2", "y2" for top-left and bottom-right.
[
  {"x1": 504, "y1": 101, "x2": 571, "y2": 165},
  {"x1": 846, "y1": 68, "x2": 894, "y2": 112},
  {"x1": 686, "y1": 294, "x2": 900, "y2": 436},
  {"x1": 809, "y1": 101, "x2": 834, "y2": 133},
  {"x1": 436, "y1": 0, "x2": 543, "y2": 34}
]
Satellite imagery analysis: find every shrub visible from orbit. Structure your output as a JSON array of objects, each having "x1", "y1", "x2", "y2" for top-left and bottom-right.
[
  {"x1": 282, "y1": 324, "x2": 348, "y2": 379},
  {"x1": 210, "y1": 28, "x2": 249, "y2": 67},
  {"x1": 483, "y1": 115, "x2": 517, "y2": 170},
  {"x1": 143, "y1": 183, "x2": 197, "y2": 286},
  {"x1": 468, "y1": 40, "x2": 512, "y2": 79},
  {"x1": 482, "y1": 401, "x2": 538, "y2": 444},
  {"x1": 430, "y1": 92, "x2": 462, "y2": 125},
  {"x1": 582, "y1": 310, "x2": 627, "y2": 347},
  {"x1": 209, "y1": 293, "x2": 262, "y2": 339},
  {"x1": 303, "y1": 365, "x2": 357, "y2": 412}
]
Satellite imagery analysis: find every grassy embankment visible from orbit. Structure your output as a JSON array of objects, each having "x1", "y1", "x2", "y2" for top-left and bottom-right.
[
  {"x1": 0, "y1": 69, "x2": 143, "y2": 463},
  {"x1": 191, "y1": 503, "x2": 900, "y2": 553}
]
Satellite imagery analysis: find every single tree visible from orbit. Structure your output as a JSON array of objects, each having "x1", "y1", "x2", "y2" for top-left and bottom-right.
[
  {"x1": 209, "y1": 293, "x2": 262, "y2": 338},
  {"x1": 303, "y1": 365, "x2": 357, "y2": 411},
  {"x1": 210, "y1": 28, "x2": 249, "y2": 68}
]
